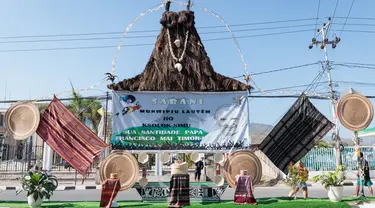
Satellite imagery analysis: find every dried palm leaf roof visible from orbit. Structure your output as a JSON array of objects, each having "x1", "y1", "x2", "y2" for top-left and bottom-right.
[{"x1": 108, "y1": 8, "x2": 251, "y2": 92}]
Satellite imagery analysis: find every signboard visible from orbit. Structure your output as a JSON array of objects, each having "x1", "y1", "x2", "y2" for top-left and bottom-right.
[
  {"x1": 111, "y1": 91, "x2": 249, "y2": 151},
  {"x1": 358, "y1": 127, "x2": 375, "y2": 138}
]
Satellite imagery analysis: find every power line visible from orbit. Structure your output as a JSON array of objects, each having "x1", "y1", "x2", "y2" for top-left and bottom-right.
[
  {"x1": 0, "y1": 29, "x2": 314, "y2": 53},
  {"x1": 251, "y1": 82, "x2": 327, "y2": 94},
  {"x1": 0, "y1": 95, "x2": 110, "y2": 104},
  {"x1": 0, "y1": 28, "x2": 373, "y2": 46},
  {"x1": 339, "y1": 0, "x2": 356, "y2": 37},
  {"x1": 249, "y1": 95, "x2": 375, "y2": 99},
  {"x1": 333, "y1": 62, "x2": 375, "y2": 66},
  {"x1": 314, "y1": 0, "x2": 321, "y2": 37},
  {"x1": 252, "y1": 62, "x2": 321, "y2": 76},
  {"x1": 0, "y1": 25, "x2": 317, "y2": 44},
  {"x1": 334, "y1": 16, "x2": 375, "y2": 20},
  {"x1": 0, "y1": 18, "x2": 320, "y2": 40},
  {"x1": 332, "y1": 0, "x2": 340, "y2": 20}
]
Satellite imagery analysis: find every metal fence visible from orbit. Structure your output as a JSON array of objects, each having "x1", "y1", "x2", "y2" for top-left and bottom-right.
[
  {"x1": 2, "y1": 144, "x2": 374, "y2": 180},
  {"x1": 0, "y1": 144, "x2": 97, "y2": 180},
  {"x1": 301, "y1": 146, "x2": 375, "y2": 171}
]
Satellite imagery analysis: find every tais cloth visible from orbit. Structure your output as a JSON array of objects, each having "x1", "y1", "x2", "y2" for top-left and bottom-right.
[
  {"x1": 234, "y1": 175, "x2": 257, "y2": 205},
  {"x1": 169, "y1": 174, "x2": 190, "y2": 208},
  {"x1": 36, "y1": 96, "x2": 108, "y2": 175},
  {"x1": 100, "y1": 178, "x2": 121, "y2": 208}
]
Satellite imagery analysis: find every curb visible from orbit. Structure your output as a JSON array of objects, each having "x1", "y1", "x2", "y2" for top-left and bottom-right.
[
  {"x1": 0, "y1": 182, "x2": 356, "y2": 191},
  {"x1": 0, "y1": 185, "x2": 102, "y2": 191}
]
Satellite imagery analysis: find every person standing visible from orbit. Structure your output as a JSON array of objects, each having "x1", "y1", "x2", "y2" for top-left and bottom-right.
[
  {"x1": 288, "y1": 161, "x2": 309, "y2": 199},
  {"x1": 356, "y1": 152, "x2": 373, "y2": 197},
  {"x1": 195, "y1": 158, "x2": 204, "y2": 182}
]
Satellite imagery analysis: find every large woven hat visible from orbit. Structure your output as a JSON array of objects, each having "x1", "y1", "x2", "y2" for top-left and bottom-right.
[
  {"x1": 100, "y1": 152, "x2": 139, "y2": 191},
  {"x1": 223, "y1": 150, "x2": 262, "y2": 188},
  {"x1": 337, "y1": 93, "x2": 374, "y2": 131},
  {"x1": 5, "y1": 102, "x2": 40, "y2": 140}
]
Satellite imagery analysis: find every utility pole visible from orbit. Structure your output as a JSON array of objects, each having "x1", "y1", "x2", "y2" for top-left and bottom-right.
[{"x1": 309, "y1": 17, "x2": 342, "y2": 168}]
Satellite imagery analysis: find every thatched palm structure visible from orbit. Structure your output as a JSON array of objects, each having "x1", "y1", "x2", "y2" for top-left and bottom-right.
[{"x1": 108, "y1": 3, "x2": 251, "y2": 91}]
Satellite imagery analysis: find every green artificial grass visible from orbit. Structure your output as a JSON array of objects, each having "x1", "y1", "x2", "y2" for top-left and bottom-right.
[{"x1": 0, "y1": 197, "x2": 356, "y2": 208}]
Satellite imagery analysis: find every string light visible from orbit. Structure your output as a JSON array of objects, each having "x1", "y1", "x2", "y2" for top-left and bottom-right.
[
  {"x1": 31, "y1": 78, "x2": 107, "y2": 103},
  {"x1": 111, "y1": 2, "x2": 166, "y2": 76}
]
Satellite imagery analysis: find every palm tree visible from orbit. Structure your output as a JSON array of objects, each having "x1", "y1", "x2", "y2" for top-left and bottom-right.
[
  {"x1": 65, "y1": 81, "x2": 102, "y2": 134},
  {"x1": 37, "y1": 82, "x2": 103, "y2": 134}
]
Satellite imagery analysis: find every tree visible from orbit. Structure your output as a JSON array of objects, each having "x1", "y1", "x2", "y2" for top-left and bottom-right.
[
  {"x1": 37, "y1": 83, "x2": 103, "y2": 134},
  {"x1": 315, "y1": 140, "x2": 332, "y2": 148},
  {"x1": 65, "y1": 82, "x2": 102, "y2": 134}
]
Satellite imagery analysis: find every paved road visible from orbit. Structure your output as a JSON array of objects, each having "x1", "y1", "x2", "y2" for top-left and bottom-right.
[{"x1": 0, "y1": 186, "x2": 371, "y2": 202}]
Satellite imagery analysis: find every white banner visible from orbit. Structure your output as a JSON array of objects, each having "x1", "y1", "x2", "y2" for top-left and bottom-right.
[{"x1": 111, "y1": 91, "x2": 250, "y2": 151}]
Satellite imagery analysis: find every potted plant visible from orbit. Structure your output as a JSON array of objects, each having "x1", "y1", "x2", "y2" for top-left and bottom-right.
[
  {"x1": 313, "y1": 165, "x2": 346, "y2": 202},
  {"x1": 16, "y1": 171, "x2": 58, "y2": 208}
]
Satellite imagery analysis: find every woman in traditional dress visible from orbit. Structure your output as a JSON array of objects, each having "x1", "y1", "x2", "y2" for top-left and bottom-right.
[
  {"x1": 288, "y1": 161, "x2": 309, "y2": 199},
  {"x1": 169, "y1": 159, "x2": 190, "y2": 208},
  {"x1": 234, "y1": 170, "x2": 257, "y2": 205}
]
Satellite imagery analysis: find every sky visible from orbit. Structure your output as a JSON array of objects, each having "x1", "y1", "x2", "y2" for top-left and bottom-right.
[{"x1": 0, "y1": 0, "x2": 375, "y2": 142}]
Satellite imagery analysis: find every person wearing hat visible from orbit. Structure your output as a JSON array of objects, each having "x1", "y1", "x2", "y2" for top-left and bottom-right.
[
  {"x1": 169, "y1": 159, "x2": 190, "y2": 208},
  {"x1": 100, "y1": 173, "x2": 121, "y2": 208},
  {"x1": 234, "y1": 170, "x2": 257, "y2": 205}
]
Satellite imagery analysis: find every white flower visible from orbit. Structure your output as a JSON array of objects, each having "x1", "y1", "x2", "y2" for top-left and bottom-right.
[{"x1": 24, "y1": 176, "x2": 31, "y2": 180}]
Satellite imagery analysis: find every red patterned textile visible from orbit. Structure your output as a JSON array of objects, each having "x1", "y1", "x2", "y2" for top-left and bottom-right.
[
  {"x1": 100, "y1": 179, "x2": 121, "y2": 208},
  {"x1": 234, "y1": 175, "x2": 257, "y2": 205},
  {"x1": 36, "y1": 96, "x2": 108, "y2": 175}
]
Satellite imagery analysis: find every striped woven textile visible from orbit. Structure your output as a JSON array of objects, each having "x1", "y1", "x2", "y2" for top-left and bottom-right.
[
  {"x1": 169, "y1": 174, "x2": 190, "y2": 208},
  {"x1": 234, "y1": 175, "x2": 257, "y2": 205},
  {"x1": 100, "y1": 179, "x2": 121, "y2": 208},
  {"x1": 36, "y1": 96, "x2": 108, "y2": 175}
]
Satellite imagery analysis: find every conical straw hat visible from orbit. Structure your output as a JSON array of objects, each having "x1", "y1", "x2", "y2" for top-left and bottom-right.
[
  {"x1": 160, "y1": 152, "x2": 170, "y2": 164},
  {"x1": 337, "y1": 93, "x2": 374, "y2": 131},
  {"x1": 5, "y1": 102, "x2": 40, "y2": 140},
  {"x1": 223, "y1": 150, "x2": 262, "y2": 188},
  {"x1": 190, "y1": 152, "x2": 200, "y2": 162},
  {"x1": 100, "y1": 152, "x2": 139, "y2": 191},
  {"x1": 138, "y1": 153, "x2": 149, "y2": 164},
  {"x1": 214, "y1": 153, "x2": 225, "y2": 164},
  {"x1": 213, "y1": 175, "x2": 224, "y2": 186},
  {"x1": 139, "y1": 177, "x2": 148, "y2": 187}
]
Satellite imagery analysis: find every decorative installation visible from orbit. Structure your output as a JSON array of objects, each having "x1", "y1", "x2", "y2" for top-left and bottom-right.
[
  {"x1": 99, "y1": 151, "x2": 139, "y2": 191},
  {"x1": 337, "y1": 92, "x2": 374, "y2": 132},
  {"x1": 259, "y1": 93, "x2": 335, "y2": 174},
  {"x1": 134, "y1": 183, "x2": 227, "y2": 202},
  {"x1": 223, "y1": 150, "x2": 262, "y2": 188},
  {"x1": 5, "y1": 102, "x2": 40, "y2": 141}
]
